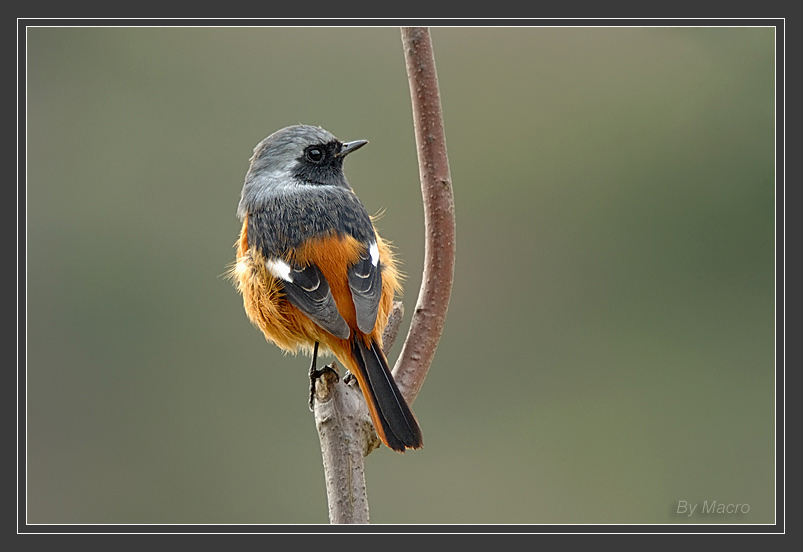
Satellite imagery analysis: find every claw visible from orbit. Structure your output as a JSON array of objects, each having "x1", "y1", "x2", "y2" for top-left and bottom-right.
[{"x1": 308, "y1": 342, "x2": 340, "y2": 409}]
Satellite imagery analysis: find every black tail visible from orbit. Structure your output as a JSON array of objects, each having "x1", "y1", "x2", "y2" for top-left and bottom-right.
[{"x1": 351, "y1": 339, "x2": 423, "y2": 452}]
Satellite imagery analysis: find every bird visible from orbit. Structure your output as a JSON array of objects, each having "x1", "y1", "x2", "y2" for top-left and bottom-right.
[{"x1": 230, "y1": 124, "x2": 423, "y2": 452}]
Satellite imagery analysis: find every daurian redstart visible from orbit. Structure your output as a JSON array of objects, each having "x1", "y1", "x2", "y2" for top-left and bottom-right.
[{"x1": 231, "y1": 125, "x2": 423, "y2": 452}]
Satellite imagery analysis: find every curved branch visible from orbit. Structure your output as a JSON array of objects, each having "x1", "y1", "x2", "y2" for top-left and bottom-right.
[{"x1": 393, "y1": 27, "x2": 456, "y2": 403}]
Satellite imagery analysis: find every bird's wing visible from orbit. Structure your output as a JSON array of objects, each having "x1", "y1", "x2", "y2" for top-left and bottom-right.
[
  {"x1": 267, "y1": 258, "x2": 351, "y2": 340},
  {"x1": 347, "y1": 241, "x2": 382, "y2": 334}
]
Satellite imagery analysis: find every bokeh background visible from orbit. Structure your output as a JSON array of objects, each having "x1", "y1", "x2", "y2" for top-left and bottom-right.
[{"x1": 25, "y1": 26, "x2": 776, "y2": 525}]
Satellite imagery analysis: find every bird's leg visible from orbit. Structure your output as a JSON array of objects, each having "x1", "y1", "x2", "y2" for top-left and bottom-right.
[{"x1": 308, "y1": 341, "x2": 339, "y2": 410}]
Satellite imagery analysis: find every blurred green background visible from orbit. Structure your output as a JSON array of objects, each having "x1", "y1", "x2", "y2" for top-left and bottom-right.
[{"x1": 25, "y1": 26, "x2": 776, "y2": 525}]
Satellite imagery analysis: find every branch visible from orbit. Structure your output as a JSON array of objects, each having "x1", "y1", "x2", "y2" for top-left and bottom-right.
[
  {"x1": 393, "y1": 27, "x2": 456, "y2": 402},
  {"x1": 312, "y1": 303, "x2": 403, "y2": 524},
  {"x1": 312, "y1": 368, "x2": 373, "y2": 524}
]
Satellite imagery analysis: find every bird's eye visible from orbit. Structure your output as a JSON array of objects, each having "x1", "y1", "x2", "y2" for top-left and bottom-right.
[{"x1": 305, "y1": 147, "x2": 324, "y2": 163}]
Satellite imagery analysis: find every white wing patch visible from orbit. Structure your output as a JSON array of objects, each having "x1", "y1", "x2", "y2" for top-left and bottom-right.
[
  {"x1": 266, "y1": 258, "x2": 293, "y2": 282},
  {"x1": 369, "y1": 241, "x2": 380, "y2": 267}
]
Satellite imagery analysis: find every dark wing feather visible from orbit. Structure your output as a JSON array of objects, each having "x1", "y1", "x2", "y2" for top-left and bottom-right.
[
  {"x1": 281, "y1": 262, "x2": 350, "y2": 339},
  {"x1": 348, "y1": 247, "x2": 383, "y2": 334}
]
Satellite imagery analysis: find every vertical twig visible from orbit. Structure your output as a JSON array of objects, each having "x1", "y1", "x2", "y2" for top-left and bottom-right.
[
  {"x1": 394, "y1": 27, "x2": 456, "y2": 401},
  {"x1": 312, "y1": 26, "x2": 454, "y2": 524},
  {"x1": 313, "y1": 368, "x2": 373, "y2": 524}
]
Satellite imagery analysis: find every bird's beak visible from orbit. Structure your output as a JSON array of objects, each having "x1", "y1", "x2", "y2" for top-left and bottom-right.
[{"x1": 338, "y1": 139, "x2": 368, "y2": 157}]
